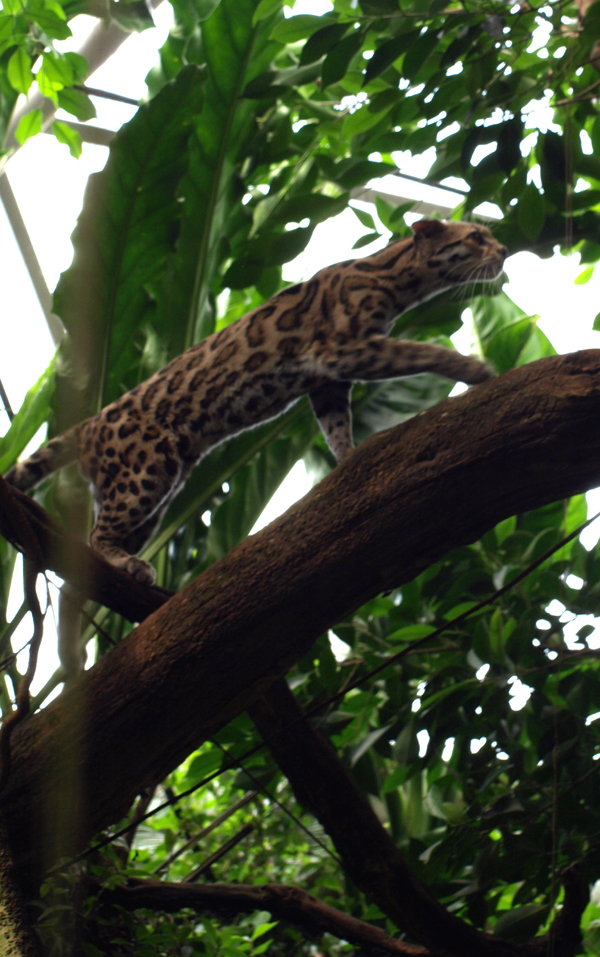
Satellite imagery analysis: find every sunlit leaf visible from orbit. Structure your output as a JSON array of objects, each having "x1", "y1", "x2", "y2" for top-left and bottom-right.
[
  {"x1": 14, "y1": 108, "x2": 42, "y2": 144},
  {"x1": 7, "y1": 47, "x2": 32, "y2": 94},
  {"x1": 0, "y1": 361, "x2": 55, "y2": 473},
  {"x1": 52, "y1": 120, "x2": 82, "y2": 158}
]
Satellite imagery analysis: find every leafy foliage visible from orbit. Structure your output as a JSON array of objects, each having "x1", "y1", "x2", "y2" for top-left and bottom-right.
[
  {"x1": 2, "y1": 0, "x2": 600, "y2": 952},
  {"x1": 0, "y1": 0, "x2": 152, "y2": 158}
]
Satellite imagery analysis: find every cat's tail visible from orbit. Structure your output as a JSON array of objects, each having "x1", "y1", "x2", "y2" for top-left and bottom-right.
[{"x1": 4, "y1": 424, "x2": 81, "y2": 491}]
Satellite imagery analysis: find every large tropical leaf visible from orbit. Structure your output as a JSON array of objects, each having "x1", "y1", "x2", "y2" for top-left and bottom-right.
[
  {"x1": 52, "y1": 65, "x2": 206, "y2": 428},
  {"x1": 143, "y1": 401, "x2": 316, "y2": 563},
  {"x1": 157, "y1": 0, "x2": 284, "y2": 346},
  {"x1": 0, "y1": 360, "x2": 54, "y2": 472},
  {"x1": 202, "y1": 403, "x2": 317, "y2": 565}
]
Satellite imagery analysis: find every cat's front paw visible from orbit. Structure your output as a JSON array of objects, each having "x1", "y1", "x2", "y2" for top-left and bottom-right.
[
  {"x1": 463, "y1": 357, "x2": 495, "y2": 384},
  {"x1": 125, "y1": 557, "x2": 157, "y2": 585}
]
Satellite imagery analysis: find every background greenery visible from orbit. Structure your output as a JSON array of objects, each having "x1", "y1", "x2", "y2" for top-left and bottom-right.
[{"x1": 3, "y1": 0, "x2": 600, "y2": 951}]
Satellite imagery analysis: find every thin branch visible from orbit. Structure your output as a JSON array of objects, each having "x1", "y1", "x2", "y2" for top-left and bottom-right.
[
  {"x1": 211, "y1": 740, "x2": 341, "y2": 866},
  {"x1": 181, "y1": 823, "x2": 254, "y2": 883},
  {"x1": 74, "y1": 84, "x2": 139, "y2": 106},
  {"x1": 0, "y1": 378, "x2": 14, "y2": 421}
]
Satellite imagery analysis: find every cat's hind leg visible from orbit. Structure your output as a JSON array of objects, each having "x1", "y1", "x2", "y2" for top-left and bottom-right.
[
  {"x1": 89, "y1": 452, "x2": 182, "y2": 584},
  {"x1": 309, "y1": 380, "x2": 354, "y2": 462}
]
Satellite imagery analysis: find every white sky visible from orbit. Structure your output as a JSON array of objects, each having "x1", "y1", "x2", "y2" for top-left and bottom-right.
[{"x1": 3, "y1": 0, "x2": 600, "y2": 698}]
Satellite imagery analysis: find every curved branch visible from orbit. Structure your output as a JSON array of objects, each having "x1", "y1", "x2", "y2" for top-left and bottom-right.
[
  {"x1": 2, "y1": 352, "x2": 600, "y2": 894},
  {"x1": 103, "y1": 878, "x2": 435, "y2": 956}
]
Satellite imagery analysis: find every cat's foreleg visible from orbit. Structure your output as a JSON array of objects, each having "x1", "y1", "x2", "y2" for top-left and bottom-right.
[
  {"x1": 309, "y1": 380, "x2": 354, "y2": 462},
  {"x1": 324, "y1": 337, "x2": 491, "y2": 385}
]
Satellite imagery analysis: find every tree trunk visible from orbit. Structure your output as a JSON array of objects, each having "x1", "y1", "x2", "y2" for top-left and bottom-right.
[
  {"x1": 2, "y1": 351, "x2": 600, "y2": 894},
  {"x1": 0, "y1": 815, "x2": 39, "y2": 956}
]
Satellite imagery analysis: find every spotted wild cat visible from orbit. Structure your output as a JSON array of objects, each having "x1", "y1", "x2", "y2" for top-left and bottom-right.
[{"x1": 5, "y1": 219, "x2": 507, "y2": 584}]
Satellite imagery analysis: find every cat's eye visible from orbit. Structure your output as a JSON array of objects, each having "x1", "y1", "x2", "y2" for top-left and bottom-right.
[{"x1": 471, "y1": 230, "x2": 487, "y2": 245}]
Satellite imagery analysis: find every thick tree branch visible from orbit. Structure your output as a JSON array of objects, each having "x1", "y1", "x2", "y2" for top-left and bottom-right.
[
  {"x1": 0, "y1": 476, "x2": 169, "y2": 621},
  {"x1": 2, "y1": 352, "x2": 600, "y2": 894},
  {"x1": 103, "y1": 878, "x2": 436, "y2": 956},
  {"x1": 0, "y1": 814, "x2": 40, "y2": 956}
]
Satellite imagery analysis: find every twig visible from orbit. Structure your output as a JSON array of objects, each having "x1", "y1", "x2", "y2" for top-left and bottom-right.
[
  {"x1": 182, "y1": 823, "x2": 254, "y2": 882},
  {"x1": 555, "y1": 75, "x2": 600, "y2": 105},
  {"x1": 154, "y1": 790, "x2": 258, "y2": 874},
  {"x1": 0, "y1": 378, "x2": 14, "y2": 421}
]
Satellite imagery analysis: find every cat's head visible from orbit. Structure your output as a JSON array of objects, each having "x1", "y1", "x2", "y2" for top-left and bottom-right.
[{"x1": 412, "y1": 219, "x2": 508, "y2": 284}]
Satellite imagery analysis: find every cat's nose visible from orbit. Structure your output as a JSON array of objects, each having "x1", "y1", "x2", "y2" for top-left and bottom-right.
[{"x1": 499, "y1": 245, "x2": 509, "y2": 258}]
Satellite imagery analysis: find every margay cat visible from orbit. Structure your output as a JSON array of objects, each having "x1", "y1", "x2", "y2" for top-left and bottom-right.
[{"x1": 5, "y1": 219, "x2": 507, "y2": 584}]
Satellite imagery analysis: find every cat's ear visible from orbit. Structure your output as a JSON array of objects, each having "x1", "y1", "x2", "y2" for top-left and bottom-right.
[{"x1": 412, "y1": 219, "x2": 446, "y2": 241}]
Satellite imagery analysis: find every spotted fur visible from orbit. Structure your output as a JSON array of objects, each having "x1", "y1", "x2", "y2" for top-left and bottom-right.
[{"x1": 5, "y1": 219, "x2": 507, "y2": 584}]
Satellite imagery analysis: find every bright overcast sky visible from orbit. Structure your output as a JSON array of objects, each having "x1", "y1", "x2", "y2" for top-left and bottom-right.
[{"x1": 3, "y1": 0, "x2": 600, "y2": 694}]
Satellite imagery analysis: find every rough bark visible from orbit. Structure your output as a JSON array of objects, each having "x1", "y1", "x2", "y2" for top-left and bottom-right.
[
  {"x1": 2, "y1": 352, "x2": 600, "y2": 894},
  {"x1": 0, "y1": 477, "x2": 169, "y2": 621},
  {"x1": 0, "y1": 815, "x2": 39, "y2": 956}
]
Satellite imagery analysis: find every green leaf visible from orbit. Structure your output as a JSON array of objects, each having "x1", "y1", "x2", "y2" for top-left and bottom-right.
[
  {"x1": 470, "y1": 291, "x2": 527, "y2": 349},
  {"x1": 0, "y1": 361, "x2": 55, "y2": 473},
  {"x1": 52, "y1": 65, "x2": 205, "y2": 427},
  {"x1": 57, "y1": 87, "x2": 97, "y2": 121},
  {"x1": 301, "y1": 22, "x2": 350, "y2": 65},
  {"x1": 40, "y1": 51, "x2": 73, "y2": 87},
  {"x1": 321, "y1": 30, "x2": 365, "y2": 88},
  {"x1": 52, "y1": 120, "x2": 82, "y2": 158},
  {"x1": 515, "y1": 325, "x2": 556, "y2": 366},
  {"x1": 7, "y1": 47, "x2": 33, "y2": 94},
  {"x1": 343, "y1": 101, "x2": 391, "y2": 137},
  {"x1": 352, "y1": 231, "x2": 380, "y2": 248},
  {"x1": 401, "y1": 30, "x2": 439, "y2": 81},
  {"x1": 252, "y1": 0, "x2": 281, "y2": 22},
  {"x1": 202, "y1": 404, "x2": 318, "y2": 566},
  {"x1": 333, "y1": 159, "x2": 393, "y2": 190},
  {"x1": 145, "y1": 404, "x2": 313, "y2": 563},
  {"x1": 349, "y1": 726, "x2": 391, "y2": 767},
  {"x1": 518, "y1": 184, "x2": 545, "y2": 243},
  {"x1": 270, "y1": 14, "x2": 331, "y2": 43},
  {"x1": 493, "y1": 905, "x2": 551, "y2": 943},
  {"x1": 387, "y1": 624, "x2": 436, "y2": 643},
  {"x1": 484, "y1": 316, "x2": 536, "y2": 374},
  {"x1": 184, "y1": 748, "x2": 223, "y2": 785},
  {"x1": 251, "y1": 922, "x2": 278, "y2": 942},
  {"x1": 575, "y1": 265, "x2": 594, "y2": 285},
  {"x1": 393, "y1": 721, "x2": 419, "y2": 767},
  {"x1": 363, "y1": 30, "x2": 419, "y2": 85},
  {"x1": 108, "y1": 0, "x2": 155, "y2": 31},
  {"x1": 14, "y1": 108, "x2": 43, "y2": 145},
  {"x1": 64, "y1": 51, "x2": 88, "y2": 81},
  {"x1": 28, "y1": 8, "x2": 72, "y2": 38},
  {"x1": 0, "y1": 16, "x2": 13, "y2": 39},
  {"x1": 351, "y1": 205, "x2": 376, "y2": 230},
  {"x1": 593, "y1": 312, "x2": 600, "y2": 331},
  {"x1": 37, "y1": 68, "x2": 59, "y2": 102},
  {"x1": 161, "y1": 0, "x2": 282, "y2": 350},
  {"x1": 352, "y1": 369, "x2": 455, "y2": 447}
]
